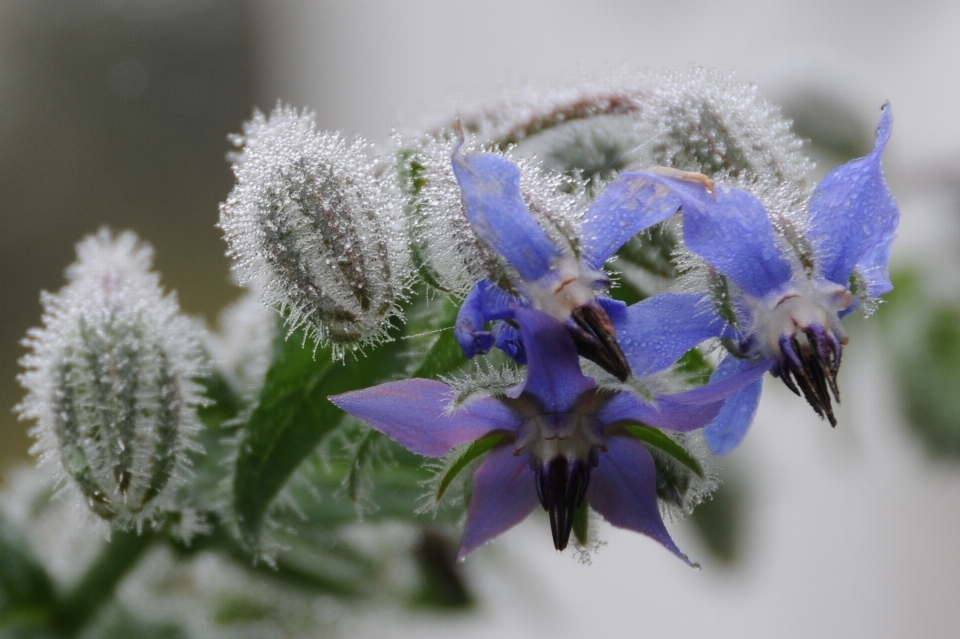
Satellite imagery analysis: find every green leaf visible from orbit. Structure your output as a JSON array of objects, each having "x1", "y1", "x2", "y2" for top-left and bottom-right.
[
  {"x1": 82, "y1": 608, "x2": 189, "y2": 639},
  {"x1": 674, "y1": 348, "x2": 714, "y2": 387},
  {"x1": 186, "y1": 372, "x2": 245, "y2": 504},
  {"x1": 435, "y1": 433, "x2": 506, "y2": 503},
  {"x1": 409, "y1": 326, "x2": 466, "y2": 380},
  {"x1": 232, "y1": 328, "x2": 405, "y2": 548},
  {"x1": 0, "y1": 513, "x2": 55, "y2": 631},
  {"x1": 614, "y1": 226, "x2": 677, "y2": 281},
  {"x1": 709, "y1": 270, "x2": 740, "y2": 330},
  {"x1": 343, "y1": 427, "x2": 383, "y2": 503},
  {"x1": 879, "y1": 269, "x2": 960, "y2": 458},
  {"x1": 282, "y1": 443, "x2": 443, "y2": 529},
  {"x1": 620, "y1": 422, "x2": 704, "y2": 479},
  {"x1": 898, "y1": 305, "x2": 960, "y2": 456},
  {"x1": 195, "y1": 370, "x2": 245, "y2": 432}
]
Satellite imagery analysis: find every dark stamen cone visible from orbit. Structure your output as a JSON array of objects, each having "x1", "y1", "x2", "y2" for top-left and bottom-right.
[
  {"x1": 536, "y1": 457, "x2": 592, "y2": 551},
  {"x1": 569, "y1": 304, "x2": 631, "y2": 381},
  {"x1": 776, "y1": 328, "x2": 841, "y2": 427}
]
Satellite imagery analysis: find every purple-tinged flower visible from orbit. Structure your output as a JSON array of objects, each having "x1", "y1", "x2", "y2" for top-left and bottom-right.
[
  {"x1": 330, "y1": 307, "x2": 764, "y2": 560},
  {"x1": 452, "y1": 140, "x2": 687, "y2": 381},
  {"x1": 598, "y1": 106, "x2": 899, "y2": 454}
]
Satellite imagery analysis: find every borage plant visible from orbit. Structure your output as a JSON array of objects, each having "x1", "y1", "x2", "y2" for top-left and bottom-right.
[{"x1": 6, "y1": 69, "x2": 898, "y2": 638}]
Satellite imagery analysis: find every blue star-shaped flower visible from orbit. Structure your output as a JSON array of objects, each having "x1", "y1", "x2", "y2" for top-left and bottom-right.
[
  {"x1": 330, "y1": 307, "x2": 764, "y2": 560},
  {"x1": 452, "y1": 141, "x2": 714, "y2": 382},
  {"x1": 600, "y1": 106, "x2": 898, "y2": 454}
]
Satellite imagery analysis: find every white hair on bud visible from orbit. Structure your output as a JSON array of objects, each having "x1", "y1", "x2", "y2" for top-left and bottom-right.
[
  {"x1": 393, "y1": 129, "x2": 588, "y2": 296},
  {"x1": 16, "y1": 229, "x2": 208, "y2": 535},
  {"x1": 220, "y1": 104, "x2": 411, "y2": 355}
]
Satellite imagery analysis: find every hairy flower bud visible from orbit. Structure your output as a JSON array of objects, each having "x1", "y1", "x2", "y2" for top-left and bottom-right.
[
  {"x1": 395, "y1": 132, "x2": 583, "y2": 295},
  {"x1": 220, "y1": 105, "x2": 409, "y2": 352},
  {"x1": 17, "y1": 230, "x2": 206, "y2": 529}
]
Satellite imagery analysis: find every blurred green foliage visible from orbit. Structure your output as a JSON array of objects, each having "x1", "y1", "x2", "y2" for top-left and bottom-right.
[{"x1": 882, "y1": 270, "x2": 960, "y2": 457}]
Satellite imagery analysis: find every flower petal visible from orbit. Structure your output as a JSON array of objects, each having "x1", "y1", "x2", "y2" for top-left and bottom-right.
[
  {"x1": 596, "y1": 296, "x2": 628, "y2": 325},
  {"x1": 618, "y1": 174, "x2": 793, "y2": 297},
  {"x1": 703, "y1": 356, "x2": 768, "y2": 455},
  {"x1": 515, "y1": 306, "x2": 595, "y2": 411},
  {"x1": 329, "y1": 379, "x2": 518, "y2": 457},
  {"x1": 452, "y1": 148, "x2": 561, "y2": 281},
  {"x1": 679, "y1": 182, "x2": 793, "y2": 298},
  {"x1": 597, "y1": 357, "x2": 768, "y2": 432},
  {"x1": 806, "y1": 105, "x2": 898, "y2": 296},
  {"x1": 455, "y1": 279, "x2": 518, "y2": 359},
  {"x1": 458, "y1": 445, "x2": 539, "y2": 560},
  {"x1": 588, "y1": 436, "x2": 692, "y2": 565},
  {"x1": 579, "y1": 173, "x2": 683, "y2": 266},
  {"x1": 491, "y1": 322, "x2": 526, "y2": 364},
  {"x1": 614, "y1": 292, "x2": 724, "y2": 377}
]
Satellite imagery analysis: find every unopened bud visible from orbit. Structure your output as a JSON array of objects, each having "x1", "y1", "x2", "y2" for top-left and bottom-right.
[
  {"x1": 17, "y1": 230, "x2": 206, "y2": 529},
  {"x1": 220, "y1": 105, "x2": 409, "y2": 351},
  {"x1": 395, "y1": 133, "x2": 582, "y2": 295}
]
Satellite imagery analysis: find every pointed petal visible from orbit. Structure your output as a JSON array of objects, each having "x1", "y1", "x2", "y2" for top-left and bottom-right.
[
  {"x1": 589, "y1": 437, "x2": 692, "y2": 564},
  {"x1": 704, "y1": 356, "x2": 768, "y2": 455},
  {"x1": 330, "y1": 379, "x2": 518, "y2": 457},
  {"x1": 458, "y1": 445, "x2": 539, "y2": 559},
  {"x1": 616, "y1": 173, "x2": 794, "y2": 296},
  {"x1": 452, "y1": 148, "x2": 561, "y2": 281},
  {"x1": 455, "y1": 279, "x2": 518, "y2": 358},
  {"x1": 806, "y1": 105, "x2": 898, "y2": 297},
  {"x1": 614, "y1": 293, "x2": 724, "y2": 377},
  {"x1": 515, "y1": 306, "x2": 595, "y2": 411},
  {"x1": 679, "y1": 183, "x2": 792, "y2": 298},
  {"x1": 597, "y1": 358, "x2": 768, "y2": 432},
  {"x1": 579, "y1": 173, "x2": 683, "y2": 266}
]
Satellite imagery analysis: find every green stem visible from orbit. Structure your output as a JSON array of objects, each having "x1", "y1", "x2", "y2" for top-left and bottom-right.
[{"x1": 54, "y1": 528, "x2": 154, "y2": 637}]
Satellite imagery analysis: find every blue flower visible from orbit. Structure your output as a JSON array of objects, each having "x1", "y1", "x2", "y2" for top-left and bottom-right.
[
  {"x1": 451, "y1": 140, "x2": 688, "y2": 381},
  {"x1": 599, "y1": 106, "x2": 899, "y2": 454},
  {"x1": 330, "y1": 306, "x2": 764, "y2": 560}
]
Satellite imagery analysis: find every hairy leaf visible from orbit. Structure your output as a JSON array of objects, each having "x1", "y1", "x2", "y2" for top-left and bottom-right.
[
  {"x1": 232, "y1": 328, "x2": 404, "y2": 547},
  {"x1": 621, "y1": 422, "x2": 704, "y2": 478}
]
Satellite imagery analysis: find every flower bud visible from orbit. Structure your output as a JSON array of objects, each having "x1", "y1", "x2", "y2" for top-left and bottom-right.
[
  {"x1": 220, "y1": 105, "x2": 409, "y2": 352},
  {"x1": 17, "y1": 230, "x2": 206, "y2": 528},
  {"x1": 395, "y1": 132, "x2": 582, "y2": 295}
]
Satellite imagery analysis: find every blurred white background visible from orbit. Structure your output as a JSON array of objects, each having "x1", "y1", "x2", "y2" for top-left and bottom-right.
[{"x1": 253, "y1": 1, "x2": 960, "y2": 637}]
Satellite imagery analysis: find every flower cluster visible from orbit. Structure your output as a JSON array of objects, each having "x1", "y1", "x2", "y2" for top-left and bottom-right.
[
  {"x1": 5, "y1": 67, "x2": 910, "y2": 639},
  {"x1": 332, "y1": 104, "x2": 898, "y2": 560},
  {"x1": 599, "y1": 105, "x2": 898, "y2": 453}
]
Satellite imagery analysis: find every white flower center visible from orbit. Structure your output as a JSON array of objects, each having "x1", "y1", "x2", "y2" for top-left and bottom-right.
[
  {"x1": 520, "y1": 253, "x2": 608, "y2": 322},
  {"x1": 749, "y1": 278, "x2": 851, "y2": 357},
  {"x1": 515, "y1": 409, "x2": 605, "y2": 464}
]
